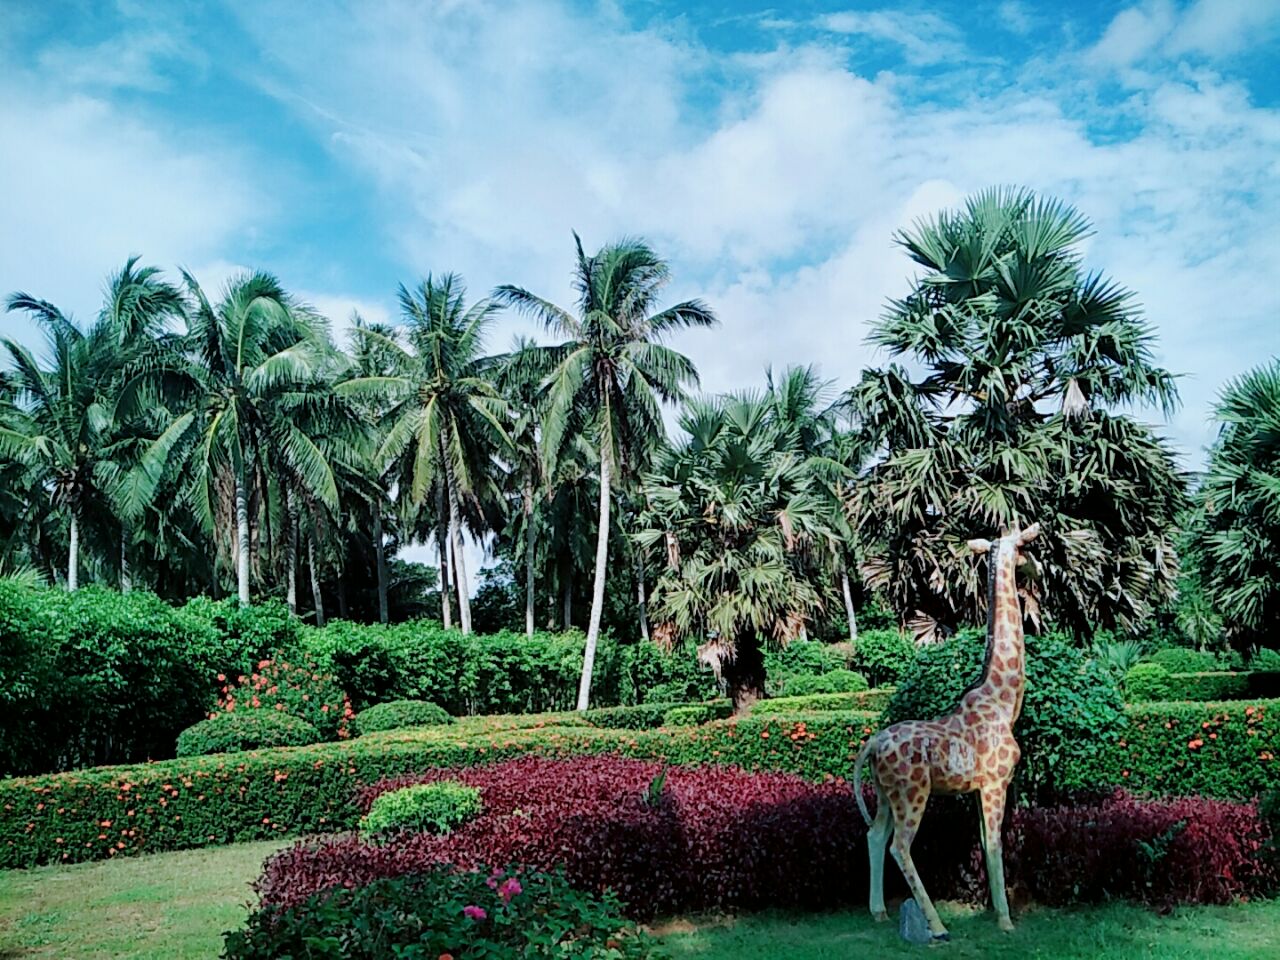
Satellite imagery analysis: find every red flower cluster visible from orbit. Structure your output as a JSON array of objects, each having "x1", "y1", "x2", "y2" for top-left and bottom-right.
[{"x1": 213, "y1": 658, "x2": 352, "y2": 739}]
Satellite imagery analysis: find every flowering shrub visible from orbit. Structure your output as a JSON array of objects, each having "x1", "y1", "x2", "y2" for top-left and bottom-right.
[
  {"x1": 361, "y1": 782, "x2": 482, "y2": 838},
  {"x1": 224, "y1": 865, "x2": 662, "y2": 959},
  {"x1": 214, "y1": 657, "x2": 352, "y2": 740},
  {"x1": 256, "y1": 756, "x2": 1275, "y2": 919},
  {"x1": 352, "y1": 700, "x2": 452, "y2": 735},
  {"x1": 175, "y1": 711, "x2": 322, "y2": 757}
]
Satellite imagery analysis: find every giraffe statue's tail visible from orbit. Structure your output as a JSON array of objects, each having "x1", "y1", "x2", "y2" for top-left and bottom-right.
[{"x1": 852, "y1": 732, "x2": 878, "y2": 826}]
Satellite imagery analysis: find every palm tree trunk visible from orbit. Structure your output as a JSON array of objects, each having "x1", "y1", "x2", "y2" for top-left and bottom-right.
[
  {"x1": 561, "y1": 566, "x2": 572, "y2": 629},
  {"x1": 67, "y1": 513, "x2": 79, "y2": 592},
  {"x1": 119, "y1": 532, "x2": 131, "y2": 594},
  {"x1": 307, "y1": 530, "x2": 326, "y2": 627},
  {"x1": 577, "y1": 453, "x2": 611, "y2": 711},
  {"x1": 636, "y1": 550, "x2": 650, "y2": 643},
  {"x1": 841, "y1": 566, "x2": 858, "y2": 646},
  {"x1": 337, "y1": 576, "x2": 348, "y2": 620},
  {"x1": 724, "y1": 634, "x2": 766, "y2": 716},
  {"x1": 286, "y1": 491, "x2": 298, "y2": 614},
  {"x1": 449, "y1": 492, "x2": 472, "y2": 635},
  {"x1": 524, "y1": 489, "x2": 536, "y2": 638},
  {"x1": 373, "y1": 508, "x2": 389, "y2": 624},
  {"x1": 235, "y1": 471, "x2": 251, "y2": 605},
  {"x1": 436, "y1": 486, "x2": 453, "y2": 630}
]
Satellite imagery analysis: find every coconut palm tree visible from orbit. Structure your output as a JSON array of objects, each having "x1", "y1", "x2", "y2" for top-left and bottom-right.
[
  {"x1": 339, "y1": 274, "x2": 509, "y2": 634},
  {"x1": 850, "y1": 187, "x2": 1187, "y2": 640},
  {"x1": 637, "y1": 393, "x2": 832, "y2": 713},
  {"x1": 1194, "y1": 360, "x2": 1280, "y2": 645},
  {"x1": 496, "y1": 234, "x2": 717, "y2": 710},
  {"x1": 142, "y1": 270, "x2": 340, "y2": 604}
]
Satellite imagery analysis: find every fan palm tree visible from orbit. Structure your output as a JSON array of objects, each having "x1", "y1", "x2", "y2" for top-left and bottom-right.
[
  {"x1": 1194, "y1": 360, "x2": 1280, "y2": 645},
  {"x1": 850, "y1": 187, "x2": 1186, "y2": 640},
  {"x1": 496, "y1": 234, "x2": 717, "y2": 710},
  {"x1": 637, "y1": 393, "x2": 832, "y2": 713},
  {"x1": 339, "y1": 275, "x2": 509, "y2": 634}
]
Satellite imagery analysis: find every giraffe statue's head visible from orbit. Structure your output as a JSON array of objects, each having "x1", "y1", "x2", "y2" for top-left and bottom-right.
[{"x1": 966, "y1": 522, "x2": 1040, "y2": 561}]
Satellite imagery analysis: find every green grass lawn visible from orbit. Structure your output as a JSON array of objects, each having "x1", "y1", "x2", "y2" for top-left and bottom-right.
[{"x1": 0, "y1": 839, "x2": 1276, "y2": 959}]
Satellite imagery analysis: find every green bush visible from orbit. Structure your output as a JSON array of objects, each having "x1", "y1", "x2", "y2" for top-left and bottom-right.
[
  {"x1": 1146, "y1": 648, "x2": 1223, "y2": 673},
  {"x1": 176, "y1": 711, "x2": 322, "y2": 757},
  {"x1": 661, "y1": 702, "x2": 733, "y2": 727},
  {"x1": 1252, "y1": 648, "x2": 1280, "y2": 672},
  {"x1": 584, "y1": 702, "x2": 685, "y2": 730},
  {"x1": 1125, "y1": 663, "x2": 1175, "y2": 701},
  {"x1": 783, "y1": 669, "x2": 869, "y2": 696},
  {"x1": 352, "y1": 700, "x2": 452, "y2": 736},
  {"x1": 360, "y1": 781, "x2": 483, "y2": 837},
  {"x1": 622, "y1": 641, "x2": 719, "y2": 704},
  {"x1": 753, "y1": 689, "x2": 894, "y2": 714},
  {"x1": 213, "y1": 657, "x2": 351, "y2": 740},
  {"x1": 224, "y1": 867, "x2": 660, "y2": 960},
  {"x1": 850, "y1": 629, "x2": 916, "y2": 686},
  {"x1": 764, "y1": 641, "x2": 846, "y2": 694},
  {"x1": 179, "y1": 597, "x2": 302, "y2": 675},
  {"x1": 0, "y1": 584, "x2": 227, "y2": 775},
  {"x1": 885, "y1": 629, "x2": 1127, "y2": 798}
]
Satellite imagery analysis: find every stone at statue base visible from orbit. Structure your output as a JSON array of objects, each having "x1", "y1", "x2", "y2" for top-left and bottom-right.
[{"x1": 899, "y1": 898, "x2": 932, "y2": 945}]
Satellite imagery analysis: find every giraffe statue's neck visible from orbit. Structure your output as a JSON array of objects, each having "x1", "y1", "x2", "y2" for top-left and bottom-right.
[{"x1": 974, "y1": 538, "x2": 1026, "y2": 721}]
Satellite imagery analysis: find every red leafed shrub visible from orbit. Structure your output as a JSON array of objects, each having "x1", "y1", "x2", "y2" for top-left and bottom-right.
[
  {"x1": 215, "y1": 658, "x2": 352, "y2": 740},
  {"x1": 1005, "y1": 790, "x2": 1277, "y2": 908},
  {"x1": 256, "y1": 757, "x2": 1275, "y2": 920}
]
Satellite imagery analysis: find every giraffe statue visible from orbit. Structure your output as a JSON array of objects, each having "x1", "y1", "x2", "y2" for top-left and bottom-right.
[{"x1": 853, "y1": 522, "x2": 1040, "y2": 941}]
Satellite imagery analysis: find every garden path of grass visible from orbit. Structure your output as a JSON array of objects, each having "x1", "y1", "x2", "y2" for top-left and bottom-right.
[{"x1": 0, "y1": 838, "x2": 1276, "y2": 959}]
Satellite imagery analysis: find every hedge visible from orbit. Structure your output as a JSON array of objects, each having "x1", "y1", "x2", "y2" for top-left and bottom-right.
[
  {"x1": 1061, "y1": 699, "x2": 1280, "y2": 799},
  {"x1": 752, "y1": 689, "x2": 895, "y2": 715},
  {"x1": 1163, "y1": 672, "x2": 1280, "y2": 702},
  {"x1": 176, "y1": 712, "x2": 323, "y2": 757},
  {"x1": 4, "y1": 700, "x2": 1277, "y2": 869}
]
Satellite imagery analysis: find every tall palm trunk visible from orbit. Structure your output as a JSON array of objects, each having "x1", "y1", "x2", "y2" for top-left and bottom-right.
[
  {"x1": 235, "y1": 470, "x2": 251, "y2": 605},
  {"x1": 286, "y1": 490, "x2": 298, "y2": 613},
  {"x1": 841, "y1": 565, "x2": 858, "y2": 646},
  {"x1": 449, "y1": 491, "x2": 472, "y2": 635},
  {"x1": 561, "y1": 565, "x2": 572, "y2": 628},
  {"x1": 119, "y1": 532, "x2": 131, "y2": 594},
  {"x1": 524, "y1": 487, "x2": 536, "y2": 638},
  {"x1": 373, "y1": 507, "x2": 388, "y2": 624},
  {"x1": 307, "y1": 528, "x2": 326, "y2": 627},
  {"x1": 436, "y1": 485, "x2": 452, "y2": 629},
  {"x1": 635, "y1": 550, "x2": 650, "y2": 643},
  {"x1": 577, "y1": 453, "x2": 611, "y2": 711},
  {"x1": 67, "y1": 513, "x2": 79, "y2": 592}
]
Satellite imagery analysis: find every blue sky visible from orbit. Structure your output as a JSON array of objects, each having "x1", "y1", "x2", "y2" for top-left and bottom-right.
[{"x1": 2, "y1": 0, "x2": 1279, "y2": 475}]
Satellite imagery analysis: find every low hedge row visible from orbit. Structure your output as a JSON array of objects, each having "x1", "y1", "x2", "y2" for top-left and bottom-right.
[
  {"x1": 4, "y1": 700, "x2": 1277, "y2": 869},
  {"x1": 752, "y1": 689, "x2": 895, "y2": 715},
  {"x1": 1163, "y1": 672, "x2": 1280, "y2": 702}
]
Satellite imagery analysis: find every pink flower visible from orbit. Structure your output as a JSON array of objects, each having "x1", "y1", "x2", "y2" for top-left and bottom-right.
[
  {"x1": 498, "y1": 878, "x2": 523, "y2": 903},
  {"x1": 463, "y1": 905, "x2": 487, "y2": 921}
]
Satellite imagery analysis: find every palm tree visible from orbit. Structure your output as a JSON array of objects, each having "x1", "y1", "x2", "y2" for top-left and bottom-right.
[
  {"x1": 147, "y1": 271, "x2": 340, "y2": 604},
  {"x1": 1195, "y1": 360, "x2": 1280, "y2": 646},
  {"x1": 850, "y1": 187, "x2": 1187, "y2": 640},
  {"x1": 496, "y1": 234, "x2": 717, "y2": 710},
  {"x1": 339, "y1": 275, "x2": 509, "y2": 634},
  {"x1": 637, "y1": 393, "x2": 832, "y2": 713}
]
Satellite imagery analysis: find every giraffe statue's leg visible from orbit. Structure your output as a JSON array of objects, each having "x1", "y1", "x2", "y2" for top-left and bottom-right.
[
  {"x1": 867, "y1": 781, "x2": 892, "y2": 921},
  {"x1": 979, "y1": 784, "x2": 1014, "y2": 931},
  {"x1": 887, "y1": 798, "x2": 950, "y2": 942}
]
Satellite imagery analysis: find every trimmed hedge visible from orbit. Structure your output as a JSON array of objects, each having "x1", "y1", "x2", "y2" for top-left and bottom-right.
[
  {"x1": 1061, "y1": 699, "x2": 1280, "y2": 799},
  {"x1": 352, "y1": 700, "x2": 452, "y2": 736},
  {"x1": 176, "y1": 712, "x2": 323, "y2": 757},
  {"x1": 781, "y1": 669, "x2": 869, "y2": 696},
  {"x1": 661, "y1": 703, "x2": 733, "y2": 727},
  {"x1": 360, "y1": 781, "x2": 482, "y2": 837},
  {"x1": 1126, "y1": 669, "x2": 1280, "y2": 703},
  {"x1": 583, "y1": 703, "x2": 686, "y2": 730},
  {"x1": 4, "y1": 700, "x2": 1277, "y2": 869},
  {"x1": 752, "y1": 689, "x2": 894, "y2": 715}
]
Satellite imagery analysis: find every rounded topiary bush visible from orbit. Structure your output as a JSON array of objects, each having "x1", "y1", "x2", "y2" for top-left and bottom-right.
[
  {"x1": 883, "y1": 629, "x2": 1125, "y2": 799},
  {"x1": 1145, "y1": 647, "x2": 1221, "y2": 673},
  {"x1": 1125, "y1": 662, "x2": 1175, "y2": 701},
  {"x1": 176, "y1": 711, "x2": 323, "y2": 757},
  {"x1": 352, "y1": 699, "x2": 452, "y2": 736},
  {"x1": 361, "y1": 781, "x2": 483, "y2": 837},
  {"x1": 784, "y1": 668, "x2": 869, "y2": 696}
]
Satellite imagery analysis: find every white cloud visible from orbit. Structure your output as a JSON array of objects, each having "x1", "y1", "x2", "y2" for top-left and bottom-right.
[
  {"x1": 1085, "y1": 1, "x2": 1177, "y2": 68},
  {"x1": 817, "y1": 9, "x2": 967, "y2": 64},
  {"x1": 1167, "y1": 0, "x2": 1280, "y2": 57},
  {"x1": 997, "y1": 1, "x2": 1034, "y2": 35}
]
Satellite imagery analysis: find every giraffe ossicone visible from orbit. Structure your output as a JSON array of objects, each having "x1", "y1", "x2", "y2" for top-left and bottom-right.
[{"x1": 853, "y1": 521, "x2": 1040, "y2": 940}]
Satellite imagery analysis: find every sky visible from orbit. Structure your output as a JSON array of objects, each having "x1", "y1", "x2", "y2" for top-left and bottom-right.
[{"x1": 2, "y1": 0, "x2": 1279, "y2": 573}]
